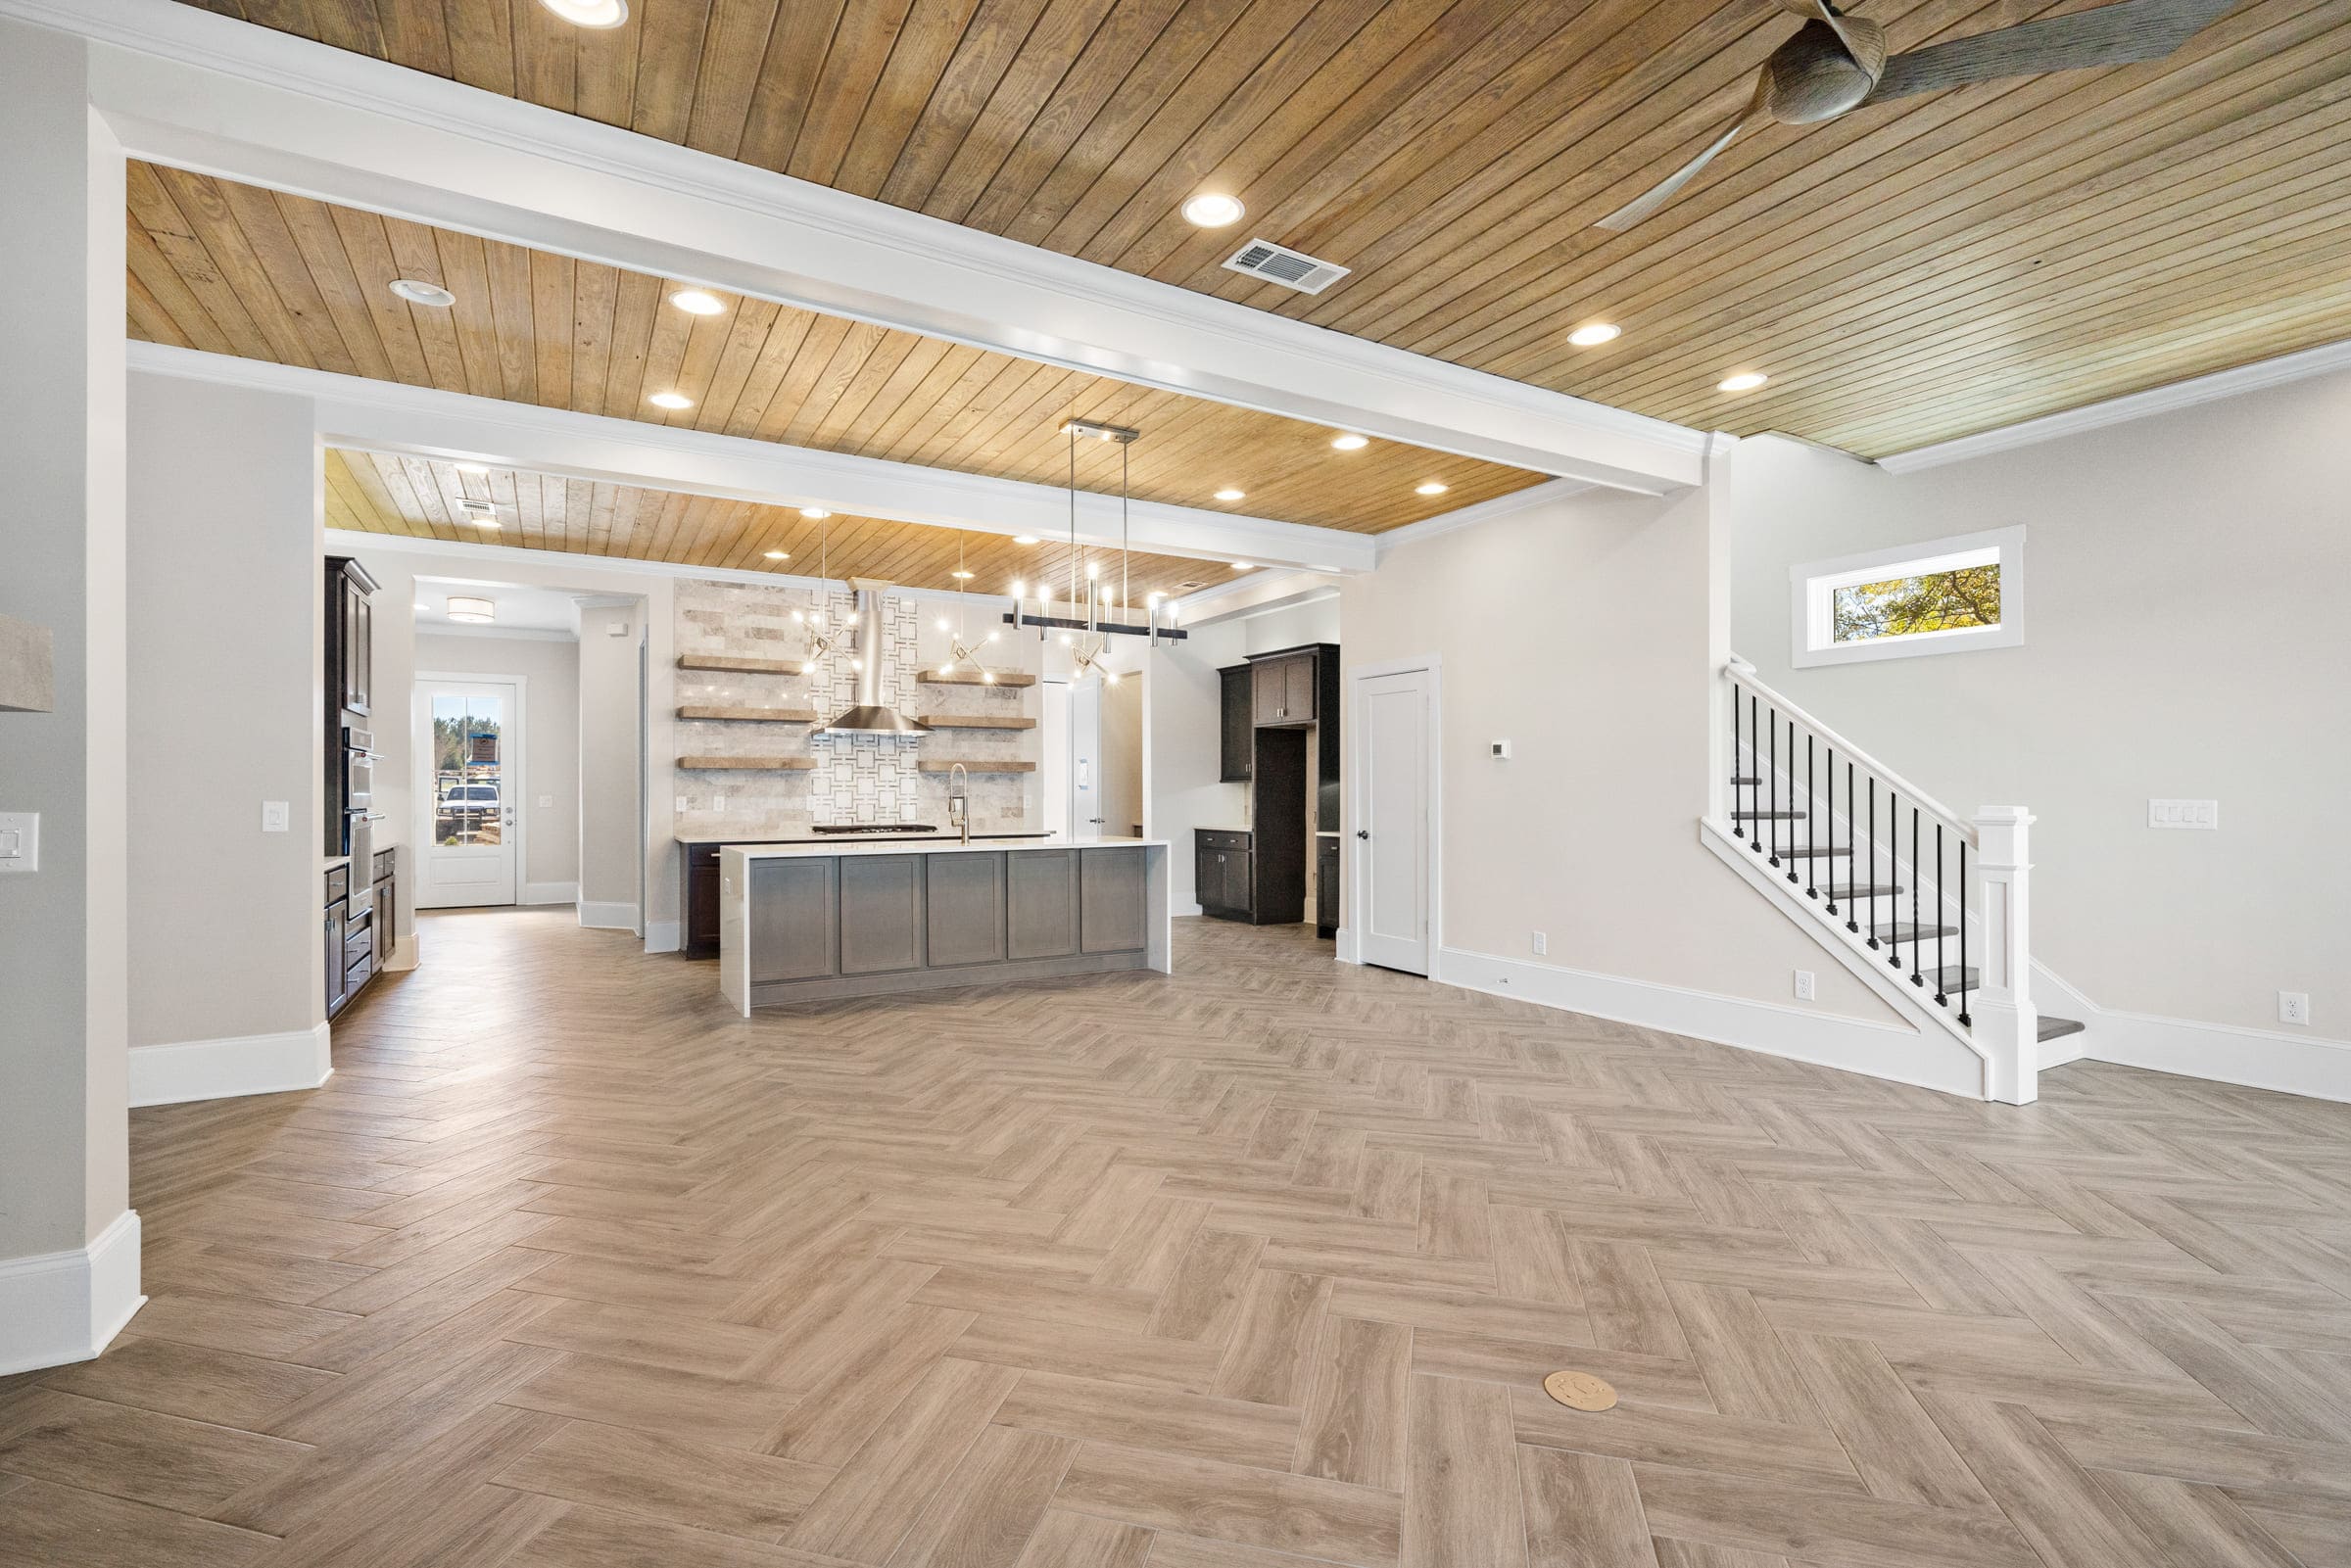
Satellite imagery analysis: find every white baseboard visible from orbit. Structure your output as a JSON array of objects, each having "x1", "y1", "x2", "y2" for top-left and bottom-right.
[
  {"x1": 1334, "y1": 927, "x2": 1359, "y2": 965},
  {"x1": 2030, "y1": 960, "x2": 2349, "y2": 1102},
  {"x1": 522, "y1": 880, "x2": 578, "y2": 906},
  {"x1": 645, "y1": 920, "x2": 681, "y2": 954},
  {"x1": 578, "y1": 899, "x2": 637, "y2": 929},
  {"x1": 1173, "y1": 901, "x2": 1204, "y2": 918},
  {"x1": 386, "y1": 931, "x2": 420, "y2": 973},
  {"x1": 1432, "y1": 946, "x2": 1986, "y2": 1099},
  {"x1": 0, "y1": 1210, "x2": 145, "y2": 1375},
  {"x1": 128, "y1": 1022, "x2": 332, "y2": 1108},
  {"x1": 2030, "y1": 961, "x2": 2098, "y2": 1069}
]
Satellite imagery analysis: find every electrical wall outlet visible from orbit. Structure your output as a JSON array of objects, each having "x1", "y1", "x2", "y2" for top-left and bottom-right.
[
  {"x1": 261, "y1": 800, "x2": 290, "y2": 832},
  {"x1": 2148, "y1": 798, "x2": 2220, "y2": 831},
  {"x1": 1491, "y1": 739, "x2": 1512, "y2": 760},
  {"x1": 675, "y1": 795, "x2": 689, "y2": 813},
  {"x1": 2279, "y1": 991, "x2": 2311, "y2": 1026},
  {"x1": 1530, "y1": 930, "x2": 1547, "y2": 956},
  {"x1": 1794, "y1": 970, "x2": 1817, "y2": 1002}
]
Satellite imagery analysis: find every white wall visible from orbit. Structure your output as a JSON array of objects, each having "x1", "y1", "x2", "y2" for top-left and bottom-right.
[
  {"x1": 414, "y1": 632, "x2": 581, "y2": 903},
  {"x1": 126, "y1": 374, "x2": 324, "y2": 1051},
  {"x1": 1725, "y1": 367, "x2": 2351, "y2": 1051},
  {"x1": 577, "y1": 602, "x2": 643, "y2": 928}
]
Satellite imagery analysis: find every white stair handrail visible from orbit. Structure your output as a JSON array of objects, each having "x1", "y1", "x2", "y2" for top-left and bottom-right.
[{"x1": 1724, "y1": 655, "x2": 1975, "y2": 845}]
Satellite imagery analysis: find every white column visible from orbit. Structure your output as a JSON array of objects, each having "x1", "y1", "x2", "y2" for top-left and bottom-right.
[
  {"x1": 0, "y1": 20, "x2": 140, "y2": 1372},
  {"x1": 1974, "y1": 806, "x2": 2039, "y2": 1106}
]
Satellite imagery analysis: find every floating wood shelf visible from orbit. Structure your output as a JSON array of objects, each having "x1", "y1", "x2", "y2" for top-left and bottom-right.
[
  {"x1": 677, "y1": 755, "x2": 817, "y2": 771},
  {"x1": 917, "y1": 759, "x2": 1036, "y2": 773},
  {"x1": 678, "y1": 706, "x2": 819, "y2": 724},
  {"x1": 915, "y1": 714, "x2": 1037, "y2": 730},
  {"x1": 918, "y1": 670, "x2": 1035, "y2": 688},
  {"x1": 679, "y1": 654, "x2": 804, "y2": 675}
]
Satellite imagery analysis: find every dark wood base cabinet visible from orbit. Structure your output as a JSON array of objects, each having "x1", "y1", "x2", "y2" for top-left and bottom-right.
[
  {"x1": 1316, "y1": 835, "x2": 1340, "y2": 939},
  {"x1": 1195, "y1": 829, "x2": 1254, "y2": 921},
  {"x1": 327, "y1": 848, "x2": 397, "y2": 1019}
]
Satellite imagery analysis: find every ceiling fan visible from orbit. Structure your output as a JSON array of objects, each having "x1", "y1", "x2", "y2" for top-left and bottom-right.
[{"x1": 1596, "y1": 0, "x2": 2240, "y2": 231}]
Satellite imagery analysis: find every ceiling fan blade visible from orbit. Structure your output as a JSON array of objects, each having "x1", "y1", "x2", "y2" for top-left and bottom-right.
[
  {"x1": 1867, "y1": 0, "x2": 2237, "y2": 102},
  {"x1": 1774, "y1": 0, "x2": 1863, "y2": 64},
  {"x1": 1594, "y1": 87, "x2": 1767, "y2": 232}
]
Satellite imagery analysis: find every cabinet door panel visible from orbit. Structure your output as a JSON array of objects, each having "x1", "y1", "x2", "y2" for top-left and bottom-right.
[
  {"x1": 926, "y1": 853, "x2": 1006, "y2": 967},
  {"x1": 1252, "y1": 659, "x2": 1286, "y2": 725},
  {"x1": 1081, "y1": 848, "x2": 1148, "y2": 953},
  {"x1": 1196, "y1": 846, "x2": 1223, "y2": 913},
  {"x1": 1007, "y1": 849, "x2": 1080, "y2": 958},
  {"x1": 839, "y1": 855, "x2": 924, "y2": 974},
  {"x1": 1219, "y1": 667, "x2": 1253, "y2": 781},
  {"x1": 1225, "y1": 853, "x2": 1254, "y2": 915},
  {"x1": 750, "y1": 858, "x2": 839, "y2": 982},
  {"x1": 1284, "y1": 655, "x2": 1317, "y2": 723}
]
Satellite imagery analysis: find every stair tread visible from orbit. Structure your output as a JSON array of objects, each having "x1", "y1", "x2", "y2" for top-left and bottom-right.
[
  {"x1": 2039, "y1": 1015, "x2": 2087, "y2": 1043},
  {"x1": 1867, "y1": 923, "x2": 1959, "y2": 941},
  {"x1": 1732, "y1": 809, "x2": 1808, "y2": 820},
  {"x1": 1822, "y1": 883, "x2": 1902, "y2": 897},
  {"x1": 1729, "y1": 776, "x2": 1762, "y2": 785}
]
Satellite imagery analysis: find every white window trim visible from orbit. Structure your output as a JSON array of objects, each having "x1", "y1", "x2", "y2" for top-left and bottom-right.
[{"x1": 1791, "y1": 525, "x2": 2025, "y2": 668}]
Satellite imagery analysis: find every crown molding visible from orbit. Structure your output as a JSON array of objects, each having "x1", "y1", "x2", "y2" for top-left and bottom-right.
[
  {"x1": 6, "y1": 0, "x2": 1705, "y2": 494},
  {"x1": 1878, "y1": 337, "x2": 2351, "y2": 474},
  {"x1": 1370, "y1": 478, "x2": 1597, "y2": 559},
  {"x1": 136, "y1": 343, "x2": 1378, "y2": 573}
]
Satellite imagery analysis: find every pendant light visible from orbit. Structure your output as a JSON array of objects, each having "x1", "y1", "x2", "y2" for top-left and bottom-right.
[
  {"x1": 792, "y1": 514, "x2": 839, "y2": 675},
  {"x1": 936, "y1": 530, "x2": 1000, "y2": 684}
]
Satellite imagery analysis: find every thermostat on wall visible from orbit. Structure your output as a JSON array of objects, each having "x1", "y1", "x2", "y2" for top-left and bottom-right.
[{"x1": 1491, "y1": 740, "x2": 1512, "y2": 760}]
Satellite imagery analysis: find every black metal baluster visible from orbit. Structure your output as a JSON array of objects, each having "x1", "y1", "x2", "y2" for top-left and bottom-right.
[
  {"x1": 1865, "y1": 781, "x2": 1880, "y2": 950},
  {"x1": 1824, "y1": 750, "x2": 1839, "y2": 917},
  {"x1": 1787, "y1": 718, "x2": 1800, "y2": 886},
  {"x1": 1910, "y1": 809, "x2": 1924, "y2": 987},
  {"x1": 1750, "y1": 694, "x2": 1763, "y2": 854},
  {"x1": 1934, "y1": 824, "x2": 1948, "y2": 1006},
  {"x1": 1804, "y1": 735, "x2": 1817, "y2": 898},
  {"x1": 1844, "y1": 762, "x2": 1858, "y2": 932},
  {"x1": 1767, "y1": 709, "x2": 1780, "y2": 869},
  {"x1": 1732, "y1": 687, "x2": 1744, "y2": 840},
  {"x1": 1957, "y1": 840, "x2": 1973, "y2": 1026}
]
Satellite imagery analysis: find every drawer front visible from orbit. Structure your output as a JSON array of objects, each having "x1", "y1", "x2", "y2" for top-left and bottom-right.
[
  {"x1": 325, "y1": 864, "x2": 351, "y2": 906},
  {"x1": 372, "y1": 848, "x2": 396, "y2": 880},
  {"x1": 1196, "y1": 829, "x2": 1252, "y2": 853},
  {"x1": 344, "y1": 951, "x2": 374, "y2": 994},
  {"x1": 343, "y1": 928, "x2": 374, "y2": 968}
]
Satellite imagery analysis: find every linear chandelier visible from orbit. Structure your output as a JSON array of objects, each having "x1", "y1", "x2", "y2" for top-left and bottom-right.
[{"x1": 1002, "y1": 417, "x2": 1186, "y2": 650}]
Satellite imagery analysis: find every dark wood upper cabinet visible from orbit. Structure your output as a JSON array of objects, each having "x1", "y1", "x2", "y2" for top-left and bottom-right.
[
  {"x1": 327, "y1": 556, "x2": 378, "y2": 719},
  {"x1": 1250, "y1": 657, "x2": 1287, "y2": 726},
  {"x1": 1282, "y1": 656, "x2": 1317, "y2": 725},
  {"x1": 1244, "y1": 645, "x2": 1329, "y2": 728},
  {"x1": 1218, "y1": 665, "x2": 1253, "y2": 782}
]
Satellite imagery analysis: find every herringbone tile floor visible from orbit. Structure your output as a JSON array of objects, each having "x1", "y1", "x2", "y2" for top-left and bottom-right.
[{"x1": 6, "y1": 909, "x2": 2351, "y2": 1567}]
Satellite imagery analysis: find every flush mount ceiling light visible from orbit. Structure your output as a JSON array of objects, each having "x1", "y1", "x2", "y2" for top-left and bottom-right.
[
  {"x1": 668, "y1": 288, "x2": 725, "y2": 315},
  {"x1": 764, "y1": 549, "x2": 789, "y2": 560},
  {"x1": 1415, "y1": 481, "x2": 1450, "y2": 496},
  {"x1": 1329, "y1": 433, "x2": 1368, "y2": 451},
  {"x1": 1718, "y1": 371, "x2": 1770, "y2": 393},
  {"x1": 1214, "y1": 488, "x2": 1246, "y2": 501},
  {"x1": 799, "y1": 506, "x2": 830, "y2": 520},
  {"x1": 1180, "y1": 192, "x2": 1245, "y2": 228},
  {"x1": 388, "y1": 278, "x2": 455, "y2": 308},
  {"x1": 648, "y1": 391, "x2": 694, "y2": 409},
  {"x1": 1230, "y1": 561, "x2": 1255, "y2": 571},
  {"x1": 538, "y1": 0, "x2": 628, "y2": 25},
  {"x1": 1568, "y1": 322, "x2": 1622, "y2": 347},
  {"x1": 1012, "y1": 534, "x2": 1039, "y2": 545},
  {"x1": 446, "y1": 595, "x2": 496, "y2": 624}
]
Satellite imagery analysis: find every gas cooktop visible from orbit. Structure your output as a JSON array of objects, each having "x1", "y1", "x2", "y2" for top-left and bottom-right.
[{"x1": 809, "y1": 823, "x2": 939, "y2": 834}]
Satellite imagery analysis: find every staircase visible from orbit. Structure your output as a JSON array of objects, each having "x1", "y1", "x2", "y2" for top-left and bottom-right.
[{"x1": 1707, "y1": 657, "x2": 2080, "y2": 1104}]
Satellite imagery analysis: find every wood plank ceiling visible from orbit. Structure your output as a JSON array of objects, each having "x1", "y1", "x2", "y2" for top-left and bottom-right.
[
  {"x1": 324, "y1": 449, "x2": 1229, "y2": 603},
  {"x1": 167, "y1": 0, "x2": 2351, "y2": 456},
  {"x1": 125, "y1": 165, "x2": 1543, "y2": 534}
]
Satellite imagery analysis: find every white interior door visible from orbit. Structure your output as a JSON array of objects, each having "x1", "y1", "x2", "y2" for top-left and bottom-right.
[
  {"x1": 1068, "y1": 676, "x2": 1104, "y2": 840},
  {"x1": 1354, "y1": 666, "x2": 1433, "y2": 974},
  {"x1": 415, "y1": 676, "x2": 520, "y2": 908}
]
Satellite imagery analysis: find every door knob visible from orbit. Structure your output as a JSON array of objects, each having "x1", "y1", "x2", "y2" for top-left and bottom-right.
[{"x1": 1356, "y1": 830, "x2": 1368, "y2": 839}]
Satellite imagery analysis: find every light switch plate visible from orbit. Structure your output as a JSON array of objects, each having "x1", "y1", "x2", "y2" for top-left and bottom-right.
[
  {"x1": 2148, "y1": 798, "x2": 2220, "y2": 830},
  {"x1": 261, "y1": 800, "x2": 290, "y2": 832},
  {"x1": 0, "y1": 811, "x2": 38, "y2": 874}
]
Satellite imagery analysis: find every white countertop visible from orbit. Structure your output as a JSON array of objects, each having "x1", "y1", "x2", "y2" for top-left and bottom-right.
[{"x1": 721, "y1": 835, "x2": 1166, "y2": 861}]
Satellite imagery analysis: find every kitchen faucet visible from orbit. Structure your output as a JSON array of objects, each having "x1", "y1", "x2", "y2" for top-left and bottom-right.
[{"x1": 948, "y1": 763, "x2": 971, "y2": 844}]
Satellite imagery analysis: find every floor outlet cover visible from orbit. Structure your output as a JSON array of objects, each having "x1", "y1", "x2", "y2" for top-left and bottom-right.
[{"x1": 1543, "y1": 1369, "x2": 1618, "y2": 1411}]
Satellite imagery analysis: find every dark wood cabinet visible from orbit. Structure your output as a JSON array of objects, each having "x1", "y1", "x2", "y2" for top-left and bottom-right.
[
  {"x1": 328, "y1": 850, "x2": 396, "y2": 1020},
  {"x1": 1284, "y1": 656, "x2": 1317, "y2": 724},
  {"x1": 1316, "y1": 835, "x2": 1340, "y2": 939},
  {"x1": 1195, "y1": 829, "x2": 1253, "y2": 920},
  {"x1": 1247, "y1": 650, "x2": 1319, "y2": 726},
  {"x1": 326, "y1": 555, "x2": 377, "y2": 720},
  {"x1": 1218, "y1": 665, "x2": 1253, "y2": 782}
]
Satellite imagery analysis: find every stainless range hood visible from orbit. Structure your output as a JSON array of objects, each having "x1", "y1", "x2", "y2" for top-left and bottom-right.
[{"x1": 815, "y1": 578, "x2": 932, "y2": 736}]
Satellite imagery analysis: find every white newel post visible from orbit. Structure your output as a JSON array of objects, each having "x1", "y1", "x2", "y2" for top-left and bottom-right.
[
  {"x1": 1714, "y1": 658, "x2": 1753, "y2": 831},
  {"x1": 1974, "y1": 807, "x2": 2039, "y2": 1105}
]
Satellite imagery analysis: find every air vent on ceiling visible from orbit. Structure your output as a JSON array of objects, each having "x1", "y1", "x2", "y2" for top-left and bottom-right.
[
  {"x1": 458, "y1": 499, "x2": 497, "y2": 518},
  {"x1": 1222, "y1": 238, "x2": 1350, "y2": 296}
]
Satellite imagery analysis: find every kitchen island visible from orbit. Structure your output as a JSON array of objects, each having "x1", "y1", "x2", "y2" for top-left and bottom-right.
[{"x1": 719, "y1": 837, "x2": 1170, "y2": 1012}]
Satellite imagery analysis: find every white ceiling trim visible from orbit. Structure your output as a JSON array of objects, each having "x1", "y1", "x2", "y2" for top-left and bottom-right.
[
  {"x1": 1169, "y1": 568, "x2": 1342, "y2": 621},
  {"x1": 10, "y1": 0, "x2": 1706, "y2": 495},
  {"x1": 1878, "y1": 336, "x2": 2351, "y2": 474},
  {"x1": 136, "y1": 343, "x2": 1378, "y2": 573},
  {"x1": 1370, "y1": 477, "x2": 1597, "y2": 559}
]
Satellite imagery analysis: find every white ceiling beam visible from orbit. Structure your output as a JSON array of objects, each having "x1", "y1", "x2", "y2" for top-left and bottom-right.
[
  {"x1": 13, "y1": 0, "x2": 1709, "y2": 496},
  {"x1": 137, "y1": 343, "x2": 1378, "y2": 573}
]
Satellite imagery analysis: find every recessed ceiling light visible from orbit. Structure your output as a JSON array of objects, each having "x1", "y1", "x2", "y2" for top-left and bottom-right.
[
  {"x1": 951, "y1": 570, "x2": 975, "y2": 580},
  {"x1": 799, "y1": 506, "x2": 830, "y2": 520},
  {"x1": 538, "y1": 0, "x2": 628, "y2": 25},
  {"x1": 446, "y1": 595, "x2": 497, "y2": 624},
  {"x1": 648, "y1": 391, "x2": 693, "y2": 409},
  {"x1": 1718, "y1": 371, "x2": 1769, "y2": 393},
  {"x1": 454, "y1": 461, "x2": 490, "y2": 475},
  {"x1": 764, "y1": 549, "x2": 789, "y2": 560},
  {"x1": 1230, "y1": 561, "x2": 1255, "y2": 571},
  {"x1": 1214, "y1": 488, "x2": 1246, "y2": 501},
  {"x1": 1568, "y1": 322, "x2": 1621, "y2": 347},
  {"x1": 1330, "y1": 433, "x2": 1368, "y2": 451},
  {"x1": 1012, "y1": 534, "x2": 1039, "y2": 545},
  {"x1": 389, "y1": 278, "x2": 455, "y2": 308},
  {"x1": 1181, "y1": 193, "x2": 1245, "y2": 228},
  {"x1": 669, "y1": 288, "x2": 726, "y2": 315},
  {"x1": 1415, "y1": 481, "x2": 1449, "y2": 496},
  {"x1": 413, "y1": 601, "x2": 430, "y2": 612}
]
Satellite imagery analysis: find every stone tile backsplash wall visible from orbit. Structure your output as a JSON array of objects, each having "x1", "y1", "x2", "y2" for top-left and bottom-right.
[{"x1": 674, "y1": 578, "x2": 1034, "y2": 840}]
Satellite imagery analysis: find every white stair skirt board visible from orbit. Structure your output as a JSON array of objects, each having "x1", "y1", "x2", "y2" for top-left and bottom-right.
[
  {"x1": 1433, "y1": 948, "x2": 1984, "y2": 1100},
  {"x1": 577, "y1": 900, "x2": 637, "y2": 930},
  {"x1": 128, "y1": 1022, "x2": 333, "y2": 1108},
  {"x1": 522, "y1": 880, "x2": 579, "y2": 906},
  {"x1": 645, "y1": 920, "x2": 682, "y2": 955},
  {"x1": 0, "y1": 1211, "x2": 145, "y2": 1376},
  {"x1": 2028, "y1": 960, "x2": 2351, "y2": 1103}
]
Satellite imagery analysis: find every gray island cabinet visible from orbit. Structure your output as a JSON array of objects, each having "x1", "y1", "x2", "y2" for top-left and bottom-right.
[{"x1": 719, "y1": 838, "x2": 1171, "y2": 1012}]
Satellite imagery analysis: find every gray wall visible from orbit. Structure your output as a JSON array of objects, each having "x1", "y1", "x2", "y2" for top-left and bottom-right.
[
  {"x1": 577, "y1": 602, "x2": 643, "y2": 926},
  {"x1": 1725, "y1": 369, "x2": 2351, "y2": 1039},
  {"x1": 126, "y1": 373, "x2": 324, "y2": 1048},
  {"x1": 414, "y1": 632, "x2": 581, "y2": 901}
]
